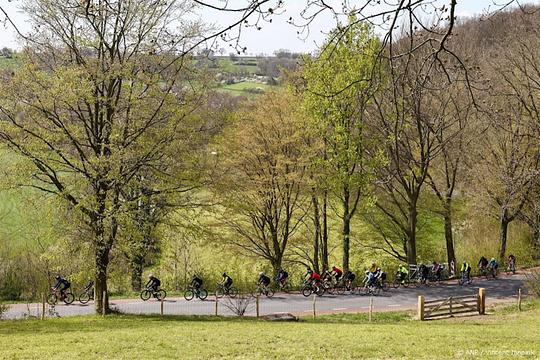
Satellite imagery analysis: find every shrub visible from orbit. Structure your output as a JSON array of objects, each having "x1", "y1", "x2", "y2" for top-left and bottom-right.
[{"x1": 525, "y1": 269, "x2": 540, "y2": 297}]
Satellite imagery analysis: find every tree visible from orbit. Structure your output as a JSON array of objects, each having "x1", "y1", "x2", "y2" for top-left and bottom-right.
[
  {"x1": 302, "y1": 20, "x2": 383, "y2": 271},
  {"x1": 213, "y1": 90, "x2": 313, "y2": 275},
  {"x1": 0, "y1": 0, "x2": 206, "y2": 313}
]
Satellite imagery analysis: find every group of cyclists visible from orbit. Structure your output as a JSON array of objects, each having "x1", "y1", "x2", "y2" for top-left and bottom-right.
[
  {"x1": 459, "y1": 254, "x2": 516, "y2": 284},
  {"x1": 49, "y1": 252, "x2": 519, "y2": 304}
]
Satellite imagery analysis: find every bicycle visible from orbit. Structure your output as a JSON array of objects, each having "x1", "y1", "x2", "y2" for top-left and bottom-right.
[
  {"x1": 184, "y1": 286, "x2": 208, "y2": 301},
  {"x1": 458, "y1": 271, "x2": 473, "y2": 286},
  {"x1": 215, "y1": 283, "x2": 237, "y2": 298},
  {"x1": 78, "y1": 286, "x2": 94, "y2": 304},
  {"x1": 301, "y1": 280, "x2": 324, "y2": 297},
  {"x1": 478, "y1": 266, "x2": 491, "y2": 280},
  {"x1": 275, "y1": 278, "x2": 291, "y2": 293},
  {"x1": 487, "y1": 266, "x2": 498, "y2": 279},
  {"x1": 140, "y1": 287, "x2": 167, "y2": 301},
  {"x1": 252, "y1": 284, "x2": 275, "y2": 298},
  {"x1": 47, "y1": 288, "x2": 75, "y2": 305},
  {"x1": 392, "y1": 273, "x2": 410, "y2": 288},
  {"x1": 506, "y1": 260, "x2": 516, "y2": 275}
]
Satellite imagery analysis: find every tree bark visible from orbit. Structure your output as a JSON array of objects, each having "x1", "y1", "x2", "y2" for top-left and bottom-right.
[
  {"x1": 443, "y1": 199, "x2": 456, "y2": 266},
  {"x1": 531, "y1": 225, "x2": 540, "y2": 260},
  {"x1": 406, "y1": 199, "x2": 418, "y2": 265},
  {"x1": 342, "y1": 186, "x2": 351, "y2": 272},
  {"x1": 321, "y1": 190, "x2": 329, "y2": 271},
  {"x1": 499, "y1": 209, "x2": 510, "y2": 260},
  {"x1": 311, "y1": 194, "x2": 321, "y2": 273},
  {"x1": 94, "y1": 244, "x2": 111, "y2": 314}
]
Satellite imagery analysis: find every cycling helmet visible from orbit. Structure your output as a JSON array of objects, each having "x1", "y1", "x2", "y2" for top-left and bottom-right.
[
  {"x1": 55, "y1": 275, "x2": 61, "y2": 280},
  {"x1": 148, "y1": 274, "x2": 154, "y2": 278},
  {"x1": 491, "y1": 258, "x2": 496, "y2": 262},
  {"x1": 222, "y1": 272, "x2": 227, "y2": 277},
  {"x1": 259, "y1": 272, "x2": 264, "y2": 276},
  {"x1": 307, "y1": 268, "x2": 313, "y2": 274}
]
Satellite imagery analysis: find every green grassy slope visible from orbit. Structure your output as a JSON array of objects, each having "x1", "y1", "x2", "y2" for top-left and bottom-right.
[{"x1": 0, "y1": 302, "x2": 539, "y2": 359}]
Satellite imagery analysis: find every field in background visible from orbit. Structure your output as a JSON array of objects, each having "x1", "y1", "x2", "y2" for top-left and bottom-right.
[{"x1": 0, "y1": 301, "x2": 539, "y2": 359}]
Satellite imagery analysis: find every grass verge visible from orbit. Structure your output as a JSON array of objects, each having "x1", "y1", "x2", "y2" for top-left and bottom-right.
[{"x1": 1, "y1": 300, "x2": 539, "y2": 359}]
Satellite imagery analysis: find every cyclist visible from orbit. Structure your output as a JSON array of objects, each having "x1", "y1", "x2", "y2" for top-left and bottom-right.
[
  {"x1": 343, "y1": 270, "x2": 356, "y2": 290},
  {"x1": 432, "y1": 261, "x2": 443, "y2": 281},
  {"x1": 507, "y1": 254, "x2": 516, "y2": 273},
  {"x1": 488, "y1": 258, "x2": 499, "y2": 277},
  {"x1": 478, "y1": 256, "x2": 488, "y2": 272},
  {"x1": 276, "y1": 268, "x2": 289, "y2": 287},
  {"x1": 397, "y1": 264, "x2": 408, "y2": 284},
  {"x1": 461, "y1": 261, "x2": 472, "y2": 282},
  {"x1": 419, "y1": 263, "x2": 429, "y2": 284},
  {"x1": 258, "y1": 272, "x2": 271, "y2": 288},
  {"x1": 221, "y1": 272, "x2": 233, "y2": 291},
  {"x1": 373, "y1": 267, "x2": 386, "y2": 288},
  {"x1": 146, "y1": 274, "x2": 161, "y2": 292},
  {"x1": 305, "y1": 268, "x2": 321, "y2": 286},
  {"x1": 331, "y1": 266, "x2": 343, "y2": 283},
  {"x1": 52, "y1": 275, "x2": 71, "y2": 299},
  {"x1": 191, "y1": 274, "x2": 203, "y2": 291}
]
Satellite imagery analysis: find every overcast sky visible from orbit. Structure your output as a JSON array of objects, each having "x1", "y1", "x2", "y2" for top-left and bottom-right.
[{"x1": 0, "y1": 0, "x2": 538, "y2": 55}]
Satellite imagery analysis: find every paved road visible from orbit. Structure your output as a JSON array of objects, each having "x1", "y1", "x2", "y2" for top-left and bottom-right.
[{"x1": 4, "y1": 273, "x2": 527, "y2": 319}]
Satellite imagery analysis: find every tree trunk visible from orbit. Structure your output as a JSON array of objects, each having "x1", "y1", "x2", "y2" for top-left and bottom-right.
[
  {"x1": 311, "y1": 194, "x2": 321, "y2": 273},
  {"x1": 499, "y1": 209, "x2": 510, "y2": 260},
  {"x1": 321, "y1": 190, "x2": 329, "y2": 271},
  {"x1": 342, "y1": 186, "x2": 351, "y2": 272},
  {"x1": 94, "y1": 244, "x2": 111, "y2": 314},
  {"x1": 443, "y1": 199, "x2": 456, "y2": 266},
  {"x1": 406, "y1": 200, "x2": 418, "y2": 265},
  {"x1": 531, "y1": 225, "x2": 540, "y2": 260}
]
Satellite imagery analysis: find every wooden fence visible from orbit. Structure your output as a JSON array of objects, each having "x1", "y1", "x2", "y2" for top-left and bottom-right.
[{"x1": 418, "y1": 288, "x2": 485, "y2": 320}]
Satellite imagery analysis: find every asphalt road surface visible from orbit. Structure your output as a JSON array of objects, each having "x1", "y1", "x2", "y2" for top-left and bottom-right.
[{"x1": 4, "y1": 273, "x2": 527, "y2": 319}]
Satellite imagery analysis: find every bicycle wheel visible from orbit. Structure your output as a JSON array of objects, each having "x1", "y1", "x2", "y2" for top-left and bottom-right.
[
  {"x1": 227, "y1": 287, "x2": 237, "y2": 299},
  {"x1": 64, "y1": 292, "x2": 75, "y2": 305},
  {"x1": 301, "y1": 286, "x2": 312, "y2": 297},
  {"x1": 198, "y1": 289, "x2": 208, "y2": 300},
  {"x1": 47, "y1": 293, "x2": 58, "y2": 306},
  {"x1": 392, "y1": 279, "x2": 400, "y2": 289},
  {"x1": 140, "y1": 290, "x2": 152, "y2": 301},
  {"x1": 215, "y1": 287, "x2": 224, "y2": 299},
  {"x1": 184, "y1": 290, "x2": 195, "y2": 301},
  {"x1": 79, "y1": 292, "x2": 91, "y2": 304},
  {"x1": 266, "y1": 288, "x2": 275, "y2": 298},
  {"x1": 155, "y1": 289, "x2": 167, "y2": 301}
]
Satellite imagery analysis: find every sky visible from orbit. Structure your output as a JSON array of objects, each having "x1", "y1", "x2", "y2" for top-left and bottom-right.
[{"x1": 0, "y1": 0, "x2": 538, "y2": 55}]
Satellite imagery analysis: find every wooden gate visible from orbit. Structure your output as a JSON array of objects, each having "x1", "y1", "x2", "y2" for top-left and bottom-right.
[{"x1": 418, "y1": 288, "x2": 485, "y2": 320}]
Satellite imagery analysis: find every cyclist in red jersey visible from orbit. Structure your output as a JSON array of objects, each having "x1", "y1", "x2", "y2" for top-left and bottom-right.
[{"x1": 331, "y1": 266, "x2": 343, "y2": 283}]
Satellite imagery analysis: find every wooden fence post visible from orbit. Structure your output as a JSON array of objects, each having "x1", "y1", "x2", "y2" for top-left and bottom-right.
[
  {"x1": 160, "y1": 297, "x2": 164, "y2": 316},
  {"x1": 256, "y1": 295, "x2": 260, "y2": 318},
  {"x1": 102, "y1": 291, "x2": 107, "y2": 317},
  {"x1": 312, "y1": 294, "x2": 316, "y2": 319},
  {"x1": 418, "y1": 295, "x2": 424, "y2": 321},
  {"x1": 449, "y1": 297, "x2": 453, "y2": 317},
  {"x1": 518, "y1": 288, "x2": 522, "y2": 311},
  {"x1": 214, "y1": 291, "x2": 218, "y2": 316},
  {"x1": 41, "y1": 293, "x2": 46, "y2": 320},
  {"x1": 369, "y1": 296, "x2": 373, "y2": 322},
  {"x1": 479, "y1": 288, "x2": 485, "y2": 315}
]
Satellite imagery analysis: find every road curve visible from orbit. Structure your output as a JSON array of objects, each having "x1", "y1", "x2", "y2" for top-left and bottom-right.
[{"x1": 3, "y1": 273, "x2": 527, "y2": 319}]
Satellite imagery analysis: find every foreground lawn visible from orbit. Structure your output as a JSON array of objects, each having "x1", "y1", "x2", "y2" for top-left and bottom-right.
[{"x1": 0, "y1": 303, "x2": 539, "y2": 359}]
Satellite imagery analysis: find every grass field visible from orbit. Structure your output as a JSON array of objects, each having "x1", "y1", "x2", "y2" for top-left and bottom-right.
[
  {"x1": 0, "y1": 302, "x2": 539, "y2": 359},
  {"x1": 217, "y1": 81, "x2": 279, "y2": 97}
]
